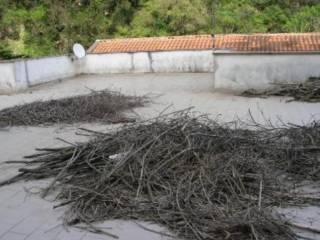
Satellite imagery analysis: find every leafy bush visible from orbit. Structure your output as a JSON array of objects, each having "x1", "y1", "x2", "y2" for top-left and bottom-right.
[{"x1": 0, "y1": 0, "x2": 319, "y2": 58}]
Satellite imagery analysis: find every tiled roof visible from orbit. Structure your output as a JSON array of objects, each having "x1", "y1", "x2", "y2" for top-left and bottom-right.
[
  {"x1": 87, "y1": 35, "x2": 214, "y2": 53},
  {"x1": 87, "y1": 33, "x2": 320, "y2": 54},
  {"x1": 214, "y1": 33, "x2": 320, "y2": 53}
]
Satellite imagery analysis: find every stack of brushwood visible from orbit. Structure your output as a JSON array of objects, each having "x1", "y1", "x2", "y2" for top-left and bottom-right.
[
  {"x1": 0, "y1": 90, "x2": 147, "y2": 127},
  {"x1": 1, "y1": 111, "x2": 320, "y2": 240},
  {"x1": 242, "y1": 77, "x2": 320, "y2": 102}
]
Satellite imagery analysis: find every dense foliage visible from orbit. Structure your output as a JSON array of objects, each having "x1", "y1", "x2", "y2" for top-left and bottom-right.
[{"x1": 0, "y1": 0, "x2": 319, "y2": 59}]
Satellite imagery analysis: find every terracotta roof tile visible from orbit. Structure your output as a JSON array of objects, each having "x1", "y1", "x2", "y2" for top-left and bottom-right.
[
  {"x1": 87, "y1": 35, "x2": 214, "y2": 54},
  {"x1": 87, "y1": 33, "x2": 320, "y2": 54},
  {"x1": 214, "y1": 33, "x2": 320, "y2": 53}
]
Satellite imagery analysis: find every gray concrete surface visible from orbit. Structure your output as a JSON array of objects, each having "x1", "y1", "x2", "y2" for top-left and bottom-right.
[
  {"x1": 0, "y1": 73, "x2": 320, "y2": 240},
  {"x1": 1, "y1": 73, "x2": 320, "y2": 125}
]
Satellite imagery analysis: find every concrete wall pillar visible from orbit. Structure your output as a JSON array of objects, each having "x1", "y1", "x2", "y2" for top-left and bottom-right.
[{"x1": 0, "y1": 62, "x2": 16, "y2": 94}]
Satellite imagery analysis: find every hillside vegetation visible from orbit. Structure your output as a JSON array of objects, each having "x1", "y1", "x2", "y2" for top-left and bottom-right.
[{"x1": 0, "y1": 0, "x2": 319, "y2": 59}]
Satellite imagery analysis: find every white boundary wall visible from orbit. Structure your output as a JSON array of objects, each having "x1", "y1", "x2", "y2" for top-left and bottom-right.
[
  {"x1": 0, "y1": 56, "x2": 83, "y2": 93},
  {"x1": 83, "y1": 50, "x2": 214, "y2": 74},
  {"x1": 214, "y1": 53, "x2": 320, "y2": 92},
  {"x1": 83, "y1": 53, "x2": 133, "y2": 74},
  {"x1": 1, "y1": 50, "x2": 320, "y2": 94},
  {"x1": 151, "y1": 51, "x2": 214, "y2": 73},
  {"x1": 26, "y1": 56, "x2": 78, "y2": 85}
]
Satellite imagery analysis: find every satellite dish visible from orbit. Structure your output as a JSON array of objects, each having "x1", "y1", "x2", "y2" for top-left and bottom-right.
[{"x1": 72, "y1": 43, "x2": 86, "y2": 59}]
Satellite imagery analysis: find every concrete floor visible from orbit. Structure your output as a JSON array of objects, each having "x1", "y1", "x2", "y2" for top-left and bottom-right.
[{"x1": 0, "y1": 73, "x2": 320, "y2": 240}]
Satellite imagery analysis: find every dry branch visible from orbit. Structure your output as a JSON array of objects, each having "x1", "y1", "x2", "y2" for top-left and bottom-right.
[
  {"x1": 0, "y1": 89, "x2": 147, "y2": 127},
  {"x1": 242, "y1": 77, "x2": 320, "y2": 102},
  {"x1": 1, "y1": 112, "x2": 320, "y2": 240}
]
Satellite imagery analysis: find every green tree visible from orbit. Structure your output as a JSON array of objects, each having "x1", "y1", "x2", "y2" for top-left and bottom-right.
[
  {"x1": 0, "y1": 0, "x2": 320, "y2": 58},
  {"x1": 130, "y1": 0, "x2": 211, "y2": 36},
  {"x1": 285, "y1": 5, "x2": 320, "y2": 32},
  {"x1": 0, "y1": 42, "x2": 14, "y2": 59},
  {"x1": 214, "y1": 1, "x2": 266, "y2": 33},
  {"x1": 260, "y1": 5, "x2": 288, "y2": 32}
]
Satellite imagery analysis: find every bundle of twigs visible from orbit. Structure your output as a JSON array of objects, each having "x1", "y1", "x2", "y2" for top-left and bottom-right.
[
  {"x1": 242, "y1": 77, "x2": 320, "y2": 102},
  {"x1": 0, "y1": 90, "x2": 147, "y2": 127},
  {"x1": 1, "y1": 111, "x2": 320, "y2": 240}
]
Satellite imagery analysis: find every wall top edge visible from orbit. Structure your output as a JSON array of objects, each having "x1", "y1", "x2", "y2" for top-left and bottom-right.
[
  {"x1": 87, "y1": 49, "x2": 214, "y2": 55},
  {"x1": 2, "y1": 49, "x2": 319, "y2": 64},
  {"x1": 0, "y1": 54, "x2": 72, "y2": 64},
  {"x1": 214, "y1": 51, "x2": 320, "y2": 55}
]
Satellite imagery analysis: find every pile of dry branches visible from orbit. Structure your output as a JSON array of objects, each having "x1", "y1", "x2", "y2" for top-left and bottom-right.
[
  {"x1": 1, "y1": 112, "x2": 320, "y2": 240},
  {"x1": 0, "y1": 90, "x2": 147, "y2": 127},
  {"x1": 242, "y1": 77, "x2": 320, "y2": 102}
]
